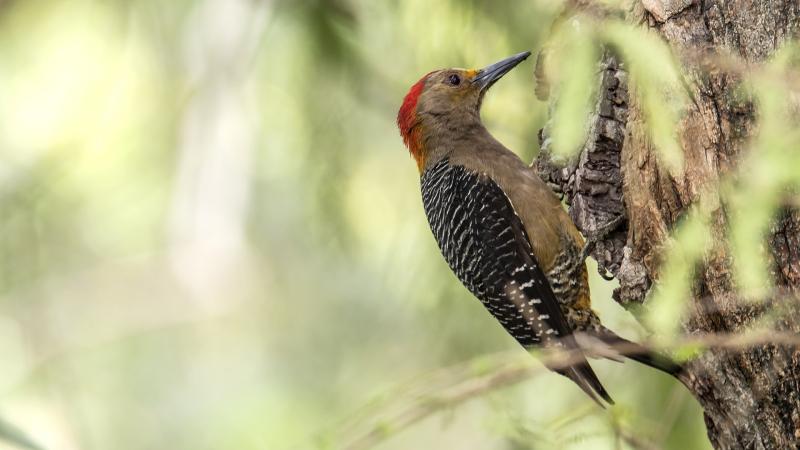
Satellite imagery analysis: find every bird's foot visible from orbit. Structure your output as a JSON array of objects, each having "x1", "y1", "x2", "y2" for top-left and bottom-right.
[
  {"x1": 580, "y1": 215, "x2": 625, "y2": 280},
  {"x1": 545, "y1": 180, "x2": 566, "y2": 202}
]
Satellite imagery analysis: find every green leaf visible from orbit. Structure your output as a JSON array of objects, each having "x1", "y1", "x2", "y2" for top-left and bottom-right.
[
  {"x1": 726, "y1": 46, "x2": 800, "y2": 299},
  {"x1": 548, "y1": 17, "x2": 598, "y2": 158},
  {"x1": 673, "y1": 342, "x2": 705, "y2": 362},
  {"x1": 646, "y1": 203, "x2": 713, "y2": 340},
  {"x1": 726, "y1": 177, "x2": 775, "y2": 300},
  {"x1": 603, "y1": 22, "x2": 687, "y2": 172}
]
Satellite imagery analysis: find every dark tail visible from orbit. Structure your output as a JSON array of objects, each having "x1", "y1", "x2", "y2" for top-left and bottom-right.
[
  {"x1": 596, "y1": 329, "x2": 683, "y2": 377},
  {"x1": 558, "y1": 362, "x2": 615, "y2": 408},
  {"x1": 549, "y1": 335, "x2": 615, "y2": 407}
]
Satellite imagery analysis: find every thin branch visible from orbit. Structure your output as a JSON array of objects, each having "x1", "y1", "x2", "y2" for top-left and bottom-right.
[{"x1": 330, "y1": 329, "x2": 800, "y2": 450}]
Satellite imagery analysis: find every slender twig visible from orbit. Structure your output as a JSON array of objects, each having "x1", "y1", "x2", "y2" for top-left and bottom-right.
[{"x1": 331, "y1": 329, "x2": 800, "y2": 450}]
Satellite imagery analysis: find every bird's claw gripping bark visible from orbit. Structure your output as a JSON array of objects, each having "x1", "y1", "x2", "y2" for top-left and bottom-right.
[
  {"x1": 545, "y1": 181, "x2": 565, "y2": 201},
  {"x1": 578, "y1": 240, "x2": 615, "y2": 280},
  {"x1": 597, "y1": 266, "x2": 616, "y2": 281},
  {"x1": 579, "y1": 215, "x2": 625, "y2": 280}
]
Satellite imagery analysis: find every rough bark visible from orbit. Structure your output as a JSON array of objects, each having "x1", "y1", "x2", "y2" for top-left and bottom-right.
[{"x1": 535, "y1": 1, "x2": 800, "y2": 448}]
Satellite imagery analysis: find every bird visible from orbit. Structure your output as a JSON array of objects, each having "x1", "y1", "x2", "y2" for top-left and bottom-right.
[{"x1": 396, "y1": 51, "x2": 682, "y2": 406}]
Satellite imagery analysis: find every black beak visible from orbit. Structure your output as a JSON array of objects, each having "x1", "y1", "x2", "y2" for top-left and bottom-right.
[{"x1": 472, "y1": 51, "x2": 531, "y2": 92}]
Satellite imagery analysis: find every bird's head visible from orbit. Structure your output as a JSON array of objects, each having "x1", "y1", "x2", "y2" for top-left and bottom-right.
[{"x1": 397, "y1": 51, "x2": 531, "y2": 172}]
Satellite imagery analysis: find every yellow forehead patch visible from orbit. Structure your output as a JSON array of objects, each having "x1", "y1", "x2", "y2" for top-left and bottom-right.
[{"x1": 465, "y1": 69, "x2": 478, "y2": 78}]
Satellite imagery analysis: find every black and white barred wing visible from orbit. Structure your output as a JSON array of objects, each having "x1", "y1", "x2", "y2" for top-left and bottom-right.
[
  {"x1": 420, "y1": 159, "x2": 612, "y2": 405},
  {"x1": 421, "y1": 159, "x2": 570, "y2": 344}
]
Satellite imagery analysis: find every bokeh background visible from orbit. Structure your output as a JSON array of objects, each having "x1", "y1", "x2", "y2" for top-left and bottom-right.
[{"x1": 0, "y1": 0, "x2": 710, "y2": 449}]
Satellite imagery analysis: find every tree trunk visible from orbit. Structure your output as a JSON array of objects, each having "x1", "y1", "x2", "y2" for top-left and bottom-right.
[{"x1": 535, "y1": 2, "x2": 800, "y2": 448}]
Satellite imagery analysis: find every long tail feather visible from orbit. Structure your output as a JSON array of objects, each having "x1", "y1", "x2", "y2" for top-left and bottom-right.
[
  {"x1": 549, "y1": 336, "x2": 615, "y2": 407},
  {"x1": 557, "y1": 362, "x2": 614, "y2": 407},
  {"x1": 596, "y1": 329, "x2": 683, "y2": 376}
]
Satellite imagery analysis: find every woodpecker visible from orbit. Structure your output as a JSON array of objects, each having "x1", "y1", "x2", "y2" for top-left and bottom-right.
[{"x1": 397, "y1": 52, "x2": 681, "y2": 405}]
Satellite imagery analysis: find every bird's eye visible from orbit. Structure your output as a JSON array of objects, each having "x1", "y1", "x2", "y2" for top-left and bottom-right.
[{"x1": 446, "y1": 74, "x2": 461, "y2": 86}]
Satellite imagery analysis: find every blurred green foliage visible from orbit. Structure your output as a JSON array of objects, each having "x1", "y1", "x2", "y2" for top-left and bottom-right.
[
  {"x1": 13, "y1": 0, "x2": 798, "y2": 449},
  {"x1": 547, "y1": 17, "x2": 598, "y2": 159}
]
